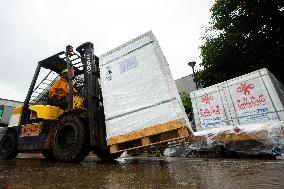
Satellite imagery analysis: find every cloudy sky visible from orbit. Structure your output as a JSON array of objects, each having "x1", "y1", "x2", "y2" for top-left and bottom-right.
[{"x1": 0, "y1": 0, "x2": 214, "y2": 102}]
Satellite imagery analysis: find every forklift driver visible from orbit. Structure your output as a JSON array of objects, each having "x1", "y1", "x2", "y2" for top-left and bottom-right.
[{"x1": 48, "y1": 69, "x2": 77, "y2": 109}]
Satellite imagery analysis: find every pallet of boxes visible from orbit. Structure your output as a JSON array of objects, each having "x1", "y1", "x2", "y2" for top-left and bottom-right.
[
  {"x1": 189, "y1": 68, "x2": 284, "y2": 156},
  {"x1": 99, "y1": 31, "x2": 193, "y2": 154}
]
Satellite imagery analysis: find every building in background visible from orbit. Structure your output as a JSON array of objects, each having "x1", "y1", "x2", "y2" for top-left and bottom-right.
[
  {"x1": 175, "y1": 74, "x2": 197, "y2": 94},
  {"x1": 0, "y1": 98, "x2": 22, "y2": 127}
]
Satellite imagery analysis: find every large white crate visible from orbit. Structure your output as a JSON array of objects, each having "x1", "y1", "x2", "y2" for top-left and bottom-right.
[
  {"x1": 99, "y1": 31, "x2": 192, "y2": 139},
  {"x1": 226, "y1": 68, "x2": 284, "y2": 124},
  {"x1": 190, "y1": 83, "x2": 232, "y2": 131},
  {"x1": 191, "y1": 68, "x2": 284, "y2": 131}
]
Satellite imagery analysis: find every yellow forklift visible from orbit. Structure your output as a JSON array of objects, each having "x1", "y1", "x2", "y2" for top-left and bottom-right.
[{"x1": 0, "y1": 43, "x2": 119, "y2": 162}]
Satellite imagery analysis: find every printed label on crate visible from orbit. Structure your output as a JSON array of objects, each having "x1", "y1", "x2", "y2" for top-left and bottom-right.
[
  {"x1": 229, "y1": 77, "x2": 277, "y2": 123},
  {"x1": 119, "y1": 56, "x2": 138, "y2": 74},
  {"x1": 105, "y1": 66, "x2": 112, "y2": 81},
  {"x1": 239, "y1": 113, "x2": 278, "y2": 124},
  {"x1": 196, "y1": 92, "x2": 226, "y2": 128}
]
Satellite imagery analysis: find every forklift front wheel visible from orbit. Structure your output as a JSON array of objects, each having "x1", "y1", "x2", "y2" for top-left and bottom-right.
[{"x1": 51, "y1": 114, "x2": 89, "y2": 162}]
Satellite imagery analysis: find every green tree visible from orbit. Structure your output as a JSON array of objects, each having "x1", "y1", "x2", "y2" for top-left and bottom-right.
[
  {"x1": 196, "y1": 0, "x2": 284, "y2": 87},
  {"x1": 180, "y1": 92, "x2": 192, "y2": 114}
]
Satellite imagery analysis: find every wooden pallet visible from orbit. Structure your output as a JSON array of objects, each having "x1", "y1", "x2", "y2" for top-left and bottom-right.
[{"x1": 108, "y1": 119, "x2": 191, "y2": 154}]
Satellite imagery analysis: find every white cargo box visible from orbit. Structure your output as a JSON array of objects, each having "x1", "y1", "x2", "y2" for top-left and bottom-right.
[
  {"x1": 99, "y1": 31, "x2": 192, "y2": 152},
  {"x1": 191, "y1": 68, "x2": 284, "y2": 131},
  {"x1": 190, "y1": 83, "x2": 232, "y2": 130}
]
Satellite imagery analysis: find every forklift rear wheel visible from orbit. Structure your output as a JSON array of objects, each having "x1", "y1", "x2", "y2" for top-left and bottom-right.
[
  {"x1": 0, "y1": 131, "x2": 18, "y2": 160},
  {"x1": 51, "y1": 114, "x2": 89, "y2": 162}
]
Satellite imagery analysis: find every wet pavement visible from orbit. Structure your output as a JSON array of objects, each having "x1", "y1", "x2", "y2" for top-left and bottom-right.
[{"x1": 0, "y1": 154, "x2": 284, "y2": 189}]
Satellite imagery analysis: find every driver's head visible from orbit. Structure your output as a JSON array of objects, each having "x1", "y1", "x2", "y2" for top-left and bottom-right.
[
  {"x1": 60, "y1": 69, "x2": 68, "y2": 80},
  {"x1": 67, "y1": 45, "x2": 74, "y2": 56}
]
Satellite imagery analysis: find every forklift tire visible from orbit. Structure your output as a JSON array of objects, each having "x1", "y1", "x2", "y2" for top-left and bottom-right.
[
  {"x1": 0, "y1": 130, "x2": 18, "y2": 160},
  {"x1": 50, "y1": 114, "x2": 89, "y2": 162}
]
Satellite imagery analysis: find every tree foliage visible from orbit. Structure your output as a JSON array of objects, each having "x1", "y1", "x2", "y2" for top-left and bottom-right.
[
  {"x1": 196, "y1": 0, "x2": 284, "y2": 87},
  {"x1": 180, "y1": 92, "x2": 192, "y2": 113}
]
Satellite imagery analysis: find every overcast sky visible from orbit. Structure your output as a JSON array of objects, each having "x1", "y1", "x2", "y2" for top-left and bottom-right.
[{"x1": 0, "y1": 0, "x2": 214, "y2": 102}]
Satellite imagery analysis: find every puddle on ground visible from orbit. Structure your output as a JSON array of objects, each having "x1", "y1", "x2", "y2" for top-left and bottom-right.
[{"x1": 0, "y1": 154, "x2": 284, "y2": 189}]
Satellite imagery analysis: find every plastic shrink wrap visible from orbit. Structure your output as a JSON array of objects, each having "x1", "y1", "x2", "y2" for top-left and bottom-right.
[
  {"x1": 164, "y1": 121, "x2": 284, "y2": 157},
  {"x1": 192, "y1": 121, "x2": 284, "y2": 156}
]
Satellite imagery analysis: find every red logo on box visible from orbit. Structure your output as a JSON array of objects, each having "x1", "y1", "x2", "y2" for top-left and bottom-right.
[
  {"x1": 201, "y1": 93, "x2": 213, "y2": 104},
  {"x1": 237, "y1": 81, "x2": 254, "y2": 95}
]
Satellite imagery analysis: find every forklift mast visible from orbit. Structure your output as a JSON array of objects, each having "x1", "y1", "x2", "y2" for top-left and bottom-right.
[
  {"x1": 65, "y1": 46, "x2": 74, "y2": 111},
  {"x1": 76, "y1": 42, "x2": 107, "y2": 151}
]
